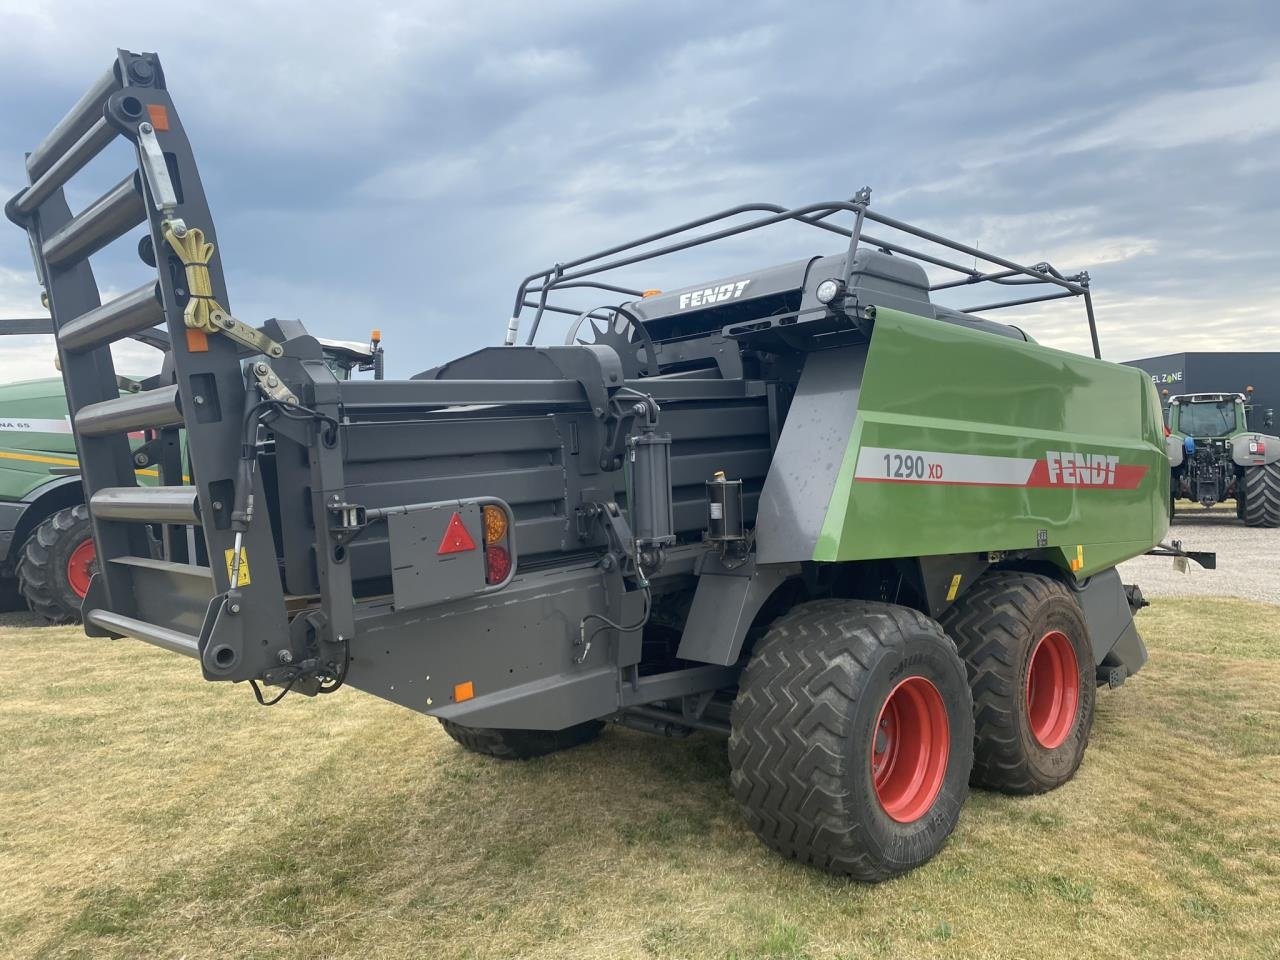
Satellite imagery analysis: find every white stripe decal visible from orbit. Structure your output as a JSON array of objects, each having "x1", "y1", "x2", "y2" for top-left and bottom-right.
[
  {"x1": 0, "y1": 416, "x2": 73, "y2": 434},
  {"x1": 855, "y1": 447, "x2": 1036, "y2": 486}
]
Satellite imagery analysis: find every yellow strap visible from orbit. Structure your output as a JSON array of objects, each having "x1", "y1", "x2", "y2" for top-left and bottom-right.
[
  {"x1": 162, "y1": 222, "x2": 219, "y2": 333},
  {"x1": 161, "y1": 222, "x2": 283, "y2": 357}
]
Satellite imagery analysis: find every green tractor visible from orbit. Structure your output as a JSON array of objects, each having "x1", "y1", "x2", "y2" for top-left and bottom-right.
[
  {"x1": 0, "y1": 320, "x2": 383, "y2": 620},
  {"x1": 1165, "y1": 391, "x2": 1280, "y2": 525}
]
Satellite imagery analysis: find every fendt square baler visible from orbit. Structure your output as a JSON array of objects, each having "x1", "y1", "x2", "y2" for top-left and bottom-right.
[{"x1": 8, "y1": 50, "x2": 1176, "y2": 880}]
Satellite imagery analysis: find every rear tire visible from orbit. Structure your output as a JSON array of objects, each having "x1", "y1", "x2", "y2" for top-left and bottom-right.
[
  {"x1": 1242, "y1": 463, "x2": 1280, "y2": 527},
  {"x1": 941, "y1": 571, "x2": 1095, "y2": 795},
  {"x1": 438, "y1": 718, "x2": 604, "y2": 760},
  {"x1": 16, "y1": 505, "x2": 95, "y2": 624},
  {"x1": 728, "y1": 600, "x2": 973, "y2": 881}
]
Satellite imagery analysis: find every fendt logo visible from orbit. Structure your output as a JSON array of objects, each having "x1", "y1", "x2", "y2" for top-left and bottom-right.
[
  {"x1": 678, "y1": 280, "x2": 750, "y2": 310},
  {"x1": 854, "y1": 446, "x2": 1148, "y2": 491},
  {"x1": 1043, "y1": 451, "x2": 1120, "y2": 486}
]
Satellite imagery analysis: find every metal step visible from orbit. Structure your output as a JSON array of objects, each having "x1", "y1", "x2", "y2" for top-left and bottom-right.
[
  {"x1": 76, "y1": 384, "x2": 182, "y2": 436},
  {"x1": 110, "y1": 556, "x2": 213, "y2": 637},
  {"x1": 58, "y1": 281, "x2": 164, "y2": 352},
  {"x1": 9, "y1": 119, "x2": 117, "y2": 220},
  {"x1": 42, "y1": 172, "x2": 145, "y2": 268},
  {"x1": 90, "y1": 486, "x2": 201, "y2": 524},
  {"x1": 24, "y1": 66, "x2": 119, "y2": 180},
  {"x1": 84, "y1": 608, "x2": 200, "y2": 659}
]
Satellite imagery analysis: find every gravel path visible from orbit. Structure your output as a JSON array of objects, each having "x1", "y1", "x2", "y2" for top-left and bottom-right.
[{"x1": 1118, "y1": 508, "x2": 1279, "y2": 604}]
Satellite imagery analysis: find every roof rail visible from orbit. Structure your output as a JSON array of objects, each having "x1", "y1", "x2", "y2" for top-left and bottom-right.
[{"x1": 508, "y1": 187, "x2": 1101, "y2": 358}]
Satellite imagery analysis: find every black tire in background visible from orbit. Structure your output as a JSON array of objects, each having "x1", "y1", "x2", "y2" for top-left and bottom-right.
[
  {"x1": 729, "y1": 599, "x2": 973, "y2": 882},
  {"x1": 941, "y1": 571, "x2": 1095, "y2": 795},
  {"x1": 439, "y1": 718, "x2": 605, "y2": 760},
  {"x1": 1242, "y1": 463, "x2": 1280, "y2": 527},
  {"x1": 16, "y1": 504, "x2": 95, "y2": 624}
]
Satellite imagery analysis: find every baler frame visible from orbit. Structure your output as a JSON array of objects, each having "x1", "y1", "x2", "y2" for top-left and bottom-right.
[{"x1": 8, "y1": 47, "x2": 1179, "y2": 883}]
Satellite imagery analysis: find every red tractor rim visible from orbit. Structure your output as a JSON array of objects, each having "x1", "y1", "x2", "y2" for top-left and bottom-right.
[
  {"x1": 1026, "y1": 629, "x2": 1079, "y2": 749},
  {"x1": 870, "y1": 676, "x2": 950, "y2": 823},
  {"x1": 66, "y1": 538, "x2": 96, "y2": 599}
]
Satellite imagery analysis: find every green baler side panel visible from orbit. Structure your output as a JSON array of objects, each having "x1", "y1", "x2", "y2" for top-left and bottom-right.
[
  {"x1": 815, "y1": 307, "x2": 1169, "y2": 576},
  {"x1": 0, "y1": 377, "x2": 161, "y2": 501},
  {"x1": 0, "y1": 378, "x2": 80, "y2": 501}
]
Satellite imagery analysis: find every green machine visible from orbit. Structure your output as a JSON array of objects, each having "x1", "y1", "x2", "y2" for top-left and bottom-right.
[
  {"x1": 1165, "y1": 391, "x2": 1280, "y2": 525},
  {"x1": 7, "y1": 50, "x2": 1202, "y2": 881},
  {"x1": 0, "y1": 319, "x2": 383, "y2": 620}
]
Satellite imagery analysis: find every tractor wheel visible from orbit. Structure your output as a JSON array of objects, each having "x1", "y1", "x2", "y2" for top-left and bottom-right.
[
  {"x1": 16, "y1": 505, "x2": 95, "y2": 624},
  {"x1": 728, "y1": 599, "x2": 972, "y2": 881},
  {"x1": 941, "y1": 571, "x2": 1094, "y2": 795},
  {"x1": 438, "y1": 718, "x2": 604, "y2": 760},
  {"x1": 1242, "y1": 463, "x2": 1280, "y2": 527}
]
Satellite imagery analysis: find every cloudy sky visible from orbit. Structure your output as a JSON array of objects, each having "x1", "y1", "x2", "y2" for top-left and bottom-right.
[{"x1": 1, "y1": 0, "x2": 1277, "y2": 380}]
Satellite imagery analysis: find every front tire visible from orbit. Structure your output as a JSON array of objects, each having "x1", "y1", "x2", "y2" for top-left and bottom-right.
[
  {"x1": 941, "y1": 571, "x2": 1095, "y2": 795},
  {"x1": 439, "y1": 718, "x2": 604, "y2": 760},
  {"x1": 16, "y1": 505, "x2": 95, "y2": 624},
  {"x1": 1242, "y1": 463, "x2": 1280, "y2": 527},
  {"x1": 728, "y1": 600, "x2": 973, "y2": 881}
]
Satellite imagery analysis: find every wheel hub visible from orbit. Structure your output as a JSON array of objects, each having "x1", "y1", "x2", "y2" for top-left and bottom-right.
[
  {"x1": 871, "y1": 676, "x2": 950, "y2": 823},
  {"x1": 1026, "y1": 629, "x2": 1079, "y2": 749},
  {"x1": 65, "y1": 538, "x2": 97, "y2": 599}
]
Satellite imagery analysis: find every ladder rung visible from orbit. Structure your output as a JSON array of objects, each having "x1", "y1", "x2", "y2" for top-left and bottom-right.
[
  {"x1": 91, "y1": 486, "x2": 201, "y2": 524},
  {"x1": 58, "y1": 282, "x2": 164, "y2": 351},
  {"x1": 26, "y1": 66, "x2": 119, "y2": 180},
  {"x1": 76, "y1": 384, "x2": 182, "y2": 436},
  {"x1": 85, "y1": 609, "x2": 200, "y2": 658},
  {"x1": 42, "y1": 173, "x2": 144, "y2": 268},
  {"x1": 9, "y1": 119, "x2": 118, "y2": 220}
]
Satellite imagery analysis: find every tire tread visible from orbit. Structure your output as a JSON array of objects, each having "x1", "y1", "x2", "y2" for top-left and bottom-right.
[
  {"x1": 941, "y1": 571, "x2": 1091, "y2": 794},
  {"x1": 728, "y1": 600, "x2": 971, "y2": 881},
  {"x1": 439, "y1": 718, "x2": 604, "y2": 760},
  {"x1": 16, "y1": 504, "x2": 90, "y2": 624},
  {"x1": 1243, "y1": 463, "x2": 1280, "y2": 527}
]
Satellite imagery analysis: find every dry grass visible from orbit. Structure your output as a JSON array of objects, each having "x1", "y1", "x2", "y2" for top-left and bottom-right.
[{"x1": 1, "y1": 599, "x2": 1278, "y2": 960}]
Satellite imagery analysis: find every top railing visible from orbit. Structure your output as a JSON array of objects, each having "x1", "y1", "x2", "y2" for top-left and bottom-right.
[{"x1": 507, "y1": 188, "x2": 1101, "y2": 359}]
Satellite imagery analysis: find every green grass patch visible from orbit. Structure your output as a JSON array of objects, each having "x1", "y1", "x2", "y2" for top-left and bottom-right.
[{"x1": 1, "y1": 598, "x2": 1279, "y2": 959}]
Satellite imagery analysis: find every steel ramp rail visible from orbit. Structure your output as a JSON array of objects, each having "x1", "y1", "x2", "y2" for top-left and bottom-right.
[{"x1": 6, "y1": 49, "x2": 289, "y2": 681}]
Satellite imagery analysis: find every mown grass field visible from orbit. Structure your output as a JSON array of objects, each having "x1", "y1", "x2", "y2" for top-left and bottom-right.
[{"x1": 1, "y1": 599, "x2": 1278, "y2": 960}]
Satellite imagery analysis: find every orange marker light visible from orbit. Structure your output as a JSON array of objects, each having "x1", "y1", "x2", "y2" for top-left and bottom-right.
[
  {"x1": 642, "y1": 289, "x2": 662, "y2": 298},
  {"x1": 482, "y1": 504, "x2": 508, "y2": 545},
  {"x1": 454, "y1": 681, "x2": 474, "y2": 702},
  {"x1": 147, "y1": 104, "x2": 170, "y2": 131},
  {"x1": 370, "y1": 328, "x2": 381, "y2": 344}
]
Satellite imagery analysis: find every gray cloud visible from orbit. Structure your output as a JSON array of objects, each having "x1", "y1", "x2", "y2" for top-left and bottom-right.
[{"x1": 2, "y1": 0, "x2": 1278, "y2": 382}]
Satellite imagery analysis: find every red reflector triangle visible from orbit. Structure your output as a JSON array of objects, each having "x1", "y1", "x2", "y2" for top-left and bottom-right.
[{"x1": 437, "y1": 511, "x2": 477, "y2": 555}]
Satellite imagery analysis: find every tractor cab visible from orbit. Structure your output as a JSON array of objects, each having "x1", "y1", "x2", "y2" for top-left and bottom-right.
[
  {"x1": 316, "y1": 333, "x2": 384, "y2": 381},
  {"x1": 1167, "y1": 393, "x2": 1246, "y2": 441}
]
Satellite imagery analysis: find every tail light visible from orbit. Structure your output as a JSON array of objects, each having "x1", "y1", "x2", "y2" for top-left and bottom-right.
[
  {"x1": 482, "y1": 504, "x2": 514, "y2": 585},
  {"x1": 485, "y1": 544, "x2": 512, "y2": 584}
]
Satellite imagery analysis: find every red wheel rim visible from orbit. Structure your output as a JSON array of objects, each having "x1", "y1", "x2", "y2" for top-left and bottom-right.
[
  {"x1": 871, "y1": 676, "x2": 950, "y2": 823},
  {"x1": 66, "y1": 538, "x2": 96, "y2": 599},
  {"x1": 1026, "y1": 630, "x2": 1079, "y2": 749}
]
